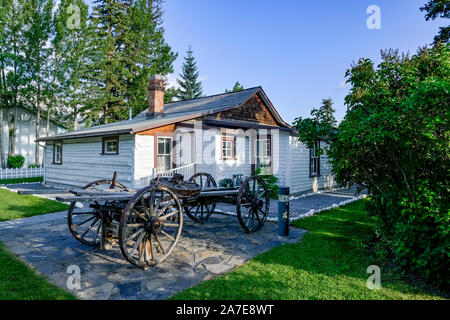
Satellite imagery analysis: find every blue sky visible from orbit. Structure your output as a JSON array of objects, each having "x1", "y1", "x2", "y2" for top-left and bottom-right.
[{"x1": 88, "y1": 0, "x2": 447, "y2": 123}]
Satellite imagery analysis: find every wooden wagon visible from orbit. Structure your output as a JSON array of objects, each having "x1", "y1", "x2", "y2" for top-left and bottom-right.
[{"x1": 55, "y1": 172, "x2": 270, "y2": 269}]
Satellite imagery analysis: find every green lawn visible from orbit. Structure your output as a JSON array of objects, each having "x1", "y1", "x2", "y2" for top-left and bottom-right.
[
  {"x1": 0, "y1": 242, "x2": 76, "y2": 300},
  {"x1": 0, "y1": 188, "x2": 68, "y2": 221},
  {"x1": 0, "y1": 177, "x2": 43, "y2": 185},
  {"x1": 0, "y1": 189, "x2": 75, "y2": 299},
  {"x1": 172, "y1": 200, "x2": 445, "y2": 300}
]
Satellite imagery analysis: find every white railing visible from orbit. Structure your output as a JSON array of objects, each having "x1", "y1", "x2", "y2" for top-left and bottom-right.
[
  {"x1": 0, "y1": 166, "x2": 44, "y2": 180},
  {"x1": 133, "y1": 163, "x2": 197, "y2": 188},
  {"x1": 156, "y1": 163, "x2": 197, "y2": 179}
]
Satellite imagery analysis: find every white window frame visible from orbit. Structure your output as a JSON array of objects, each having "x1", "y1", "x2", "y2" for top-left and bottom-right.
[
  {"x1": 157, "y1": 136, "x2": 172, "y2": 172},
  {"x1": 255, "y1": 138, "x2": 271, "y2": 169},
  {"x1": 103, "y1": 137, "x2": 119, "y2": 155}
]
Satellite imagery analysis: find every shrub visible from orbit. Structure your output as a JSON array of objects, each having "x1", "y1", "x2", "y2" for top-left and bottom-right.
[
  {"x1": 328, "y1": 44, "x2": 450, "y2": 287},
  {"x1": 255, "y1": 166, "x2": 279, "y2": 199},
  {"x1": 27, "y1": 163, "x2": 41, "y2": 168},
  {"x1": 7, "y1": 155, "x2": 25, "y2": 169}
]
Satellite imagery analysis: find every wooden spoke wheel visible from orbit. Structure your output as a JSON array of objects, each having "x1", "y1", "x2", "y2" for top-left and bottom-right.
[
  {"x1": 236, "y1": 176, "x2": 270, "y2": 233},
  {"x1": 118, "y1": 185, "x2": 183, "y2": 269},
  {"x1": 185, "y1": 173, "x2": 217, "y2": 223},
  {"x1": 67, "y1": 179, "x2": 127, "y2": 247}
]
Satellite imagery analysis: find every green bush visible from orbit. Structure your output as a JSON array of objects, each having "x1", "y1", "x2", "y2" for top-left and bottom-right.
[
  {"x1": 328, "y1": 44, "x2": 450, "y2": 287},
  {"x1": 255, "y1": 166, "x2": 279, "y2": 199},
  {"x1": 27, "y1": 163, "x2": 41, "y2": 168},
  {"x1": 7, "y1": 155, "x2": 25, "y2": 169}
]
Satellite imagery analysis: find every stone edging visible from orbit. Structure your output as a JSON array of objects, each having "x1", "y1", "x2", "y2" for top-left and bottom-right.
[{"x1": 215, "y1": 194, "x2": 368, "y2": 223}]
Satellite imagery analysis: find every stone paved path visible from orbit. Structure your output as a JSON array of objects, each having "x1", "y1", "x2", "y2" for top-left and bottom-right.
[{"x1": 0, "y1": 212, "x2": 305, "y2": 300}]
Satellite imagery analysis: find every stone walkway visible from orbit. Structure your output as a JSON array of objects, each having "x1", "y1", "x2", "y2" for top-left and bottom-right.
[{"x1": 0, "y1": 211, "x2": 305, "y2": 300}]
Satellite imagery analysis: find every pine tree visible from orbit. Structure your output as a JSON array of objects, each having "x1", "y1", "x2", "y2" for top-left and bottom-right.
[
  {"x1": 87, "y1": 0, "x2": 176, "y2": 124},
  {"x1": 420, "y1": 0, "x2": 449, "y2": 43},
  {"x1": 122, "y1": 0, "x2": 176, "y2": 118},
  {"x1": 225, "y1": 81, "x2": 244, "y2": 93},
  {"x1": 176, "y1": 46, "x2": 203, "y2": 100},
  {"x1": 311, "y1": 98, "x2": 337, "y2": 128}
]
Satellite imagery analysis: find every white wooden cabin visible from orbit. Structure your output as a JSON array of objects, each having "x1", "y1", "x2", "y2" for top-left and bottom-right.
[
  {"x1": 38, "y1": 76, "x2": 335, "y2": 194},
  {"x1": 1, "y1": 106, "x2": 65, "y2": 166}
]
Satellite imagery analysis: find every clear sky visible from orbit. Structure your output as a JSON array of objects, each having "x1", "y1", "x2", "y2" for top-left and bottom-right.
[{"x1": 87, "y1": 0, "x2": 447, "y2": 124}]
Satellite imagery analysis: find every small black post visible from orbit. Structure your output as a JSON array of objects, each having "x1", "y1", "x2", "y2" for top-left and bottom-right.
[{"x1": 278, "y1": 186, "x2": 290, "y2": 237}]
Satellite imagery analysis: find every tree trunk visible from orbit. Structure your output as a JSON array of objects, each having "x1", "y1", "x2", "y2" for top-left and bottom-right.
[
  {"x1": 35, "y1": 71, "x2": 41, "y2": 165},
  {"x1": 0, "y1": 107, "x2": 5, "y2": 168},
  {"x1": 73, "y1": 105, "x2": 78, "y2": 130}
]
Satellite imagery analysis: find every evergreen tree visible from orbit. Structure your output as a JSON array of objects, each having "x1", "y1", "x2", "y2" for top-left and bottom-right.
[
  {"x1": 87, "y1": 0, "x2": 176, "y2": 124},
  {"x1": 225, "y1": 81, "x2": 244, "y2": 93},
  {"x1": 293, "y1": 98, "x2": 337, "y2": 153},
  {"x1": 176, "y1": 46, "x2": 203, "y2": 100},
  {"x1": 311, "y1": 98, "x2": 337, "y2": 128},
  {"x1": 420, "y1": 0, "x2": 449, "y2": 43},
  {"x1": 122, "y1": 0, "x2": 176, "y2": 118}
]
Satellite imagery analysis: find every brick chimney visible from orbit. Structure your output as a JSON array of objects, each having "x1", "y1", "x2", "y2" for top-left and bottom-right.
[{"x1": 148, "y1": 74, "x2": 165, "y2": 115}]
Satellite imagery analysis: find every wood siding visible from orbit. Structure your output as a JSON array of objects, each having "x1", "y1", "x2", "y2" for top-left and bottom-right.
[
  {"x1": 44, "y1": 135, "x2": 134, "y2": 187},
  {"x1": 287, "y1": 135, "x2": 335, "y2": 194},
  {"x1": 206, "y1": 95, "x2": 278, "y2": 126}
]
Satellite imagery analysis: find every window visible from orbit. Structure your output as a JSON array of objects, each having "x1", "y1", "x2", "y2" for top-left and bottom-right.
[
  {"x1": 256, "y1": 138, "x2": 271, "y2": 167},
  {"x1": 157, "y1": 137, "x2": 172, "y2": 172},
  {"x1": 102, "y1": 137, "x2": 119, "y2": 155},
  {"x1": 310, "y1": 140, "x2": 320, "y2": 177},
  {"x1": 221, "y1": 136, "x2": 236, "y2": 160},
  {"x1": 53, "y1": 142, "x2": 62, "y2": 164}
]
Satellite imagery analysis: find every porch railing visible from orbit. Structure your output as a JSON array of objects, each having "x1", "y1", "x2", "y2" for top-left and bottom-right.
[{"x1": 133, "y1": 163, "x2": 197, "y2": 188}]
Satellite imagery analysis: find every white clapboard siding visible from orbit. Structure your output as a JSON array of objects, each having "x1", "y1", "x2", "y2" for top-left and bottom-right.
[
  {"x1": 0, "y1": 167, "x2": 44, "y2": 180},
  {"x1": 133, "y1": 135, "x2": 154, "y2": 180},
  {"x1": 44, "y1": 135, "x2": 134, "y2": 187},
  {"x1": 1, "y1": 107, "x2": 65, "y2": 166},
  {"x1": 288, "y1": 135, "x2": 336, "y2": 194}
]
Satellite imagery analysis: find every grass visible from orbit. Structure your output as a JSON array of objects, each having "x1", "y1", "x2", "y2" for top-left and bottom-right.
[
  {"x1": 171, "y1": 200, "x2": 445, "y2": 300},
  {"x1": 0, "y1": 189, "x2": 75, "y2": 299},
  {"x1": 0, "y1": 188, "x2": 68, "y2": 221},
  {"x1": 0, "y1": 242, "x2": 76, "y2": 300},
  {"x1": 0, "y1": 176, "x2": 43, "y2": 184}
]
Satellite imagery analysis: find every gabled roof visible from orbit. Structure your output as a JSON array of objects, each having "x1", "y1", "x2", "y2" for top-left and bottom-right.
[{"x1": 36, "y1": 87, "x2": 291, "y2": 142}]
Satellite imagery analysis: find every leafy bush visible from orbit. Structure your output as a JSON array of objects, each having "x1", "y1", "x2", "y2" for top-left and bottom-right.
[
  {"x1": 255, "y1": 166, "x2": 279, "y2": 199},
  {"x1": 7, "y1": 155, "x2": 25, "y2": 169},
  {"x1": 27, "y1": 163, "x2": 41, "y2": 168},
  {"x1": 328, "y1": 44, "x2": 449, "y2": 287}
]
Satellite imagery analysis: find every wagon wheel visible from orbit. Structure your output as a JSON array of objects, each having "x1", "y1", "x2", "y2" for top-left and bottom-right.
[
  {"x1": 119, "y1": 185, "x2": 183, "y2": 269},
  {"x1": 67, "y1": 179, "x2": 127, "y2": 247},
  {"x1": 185, "y1": 173, "x2": 217, "y2": 223},
  {"x1": 236, "y1": 176, "x2": 270, "y2": 233}
]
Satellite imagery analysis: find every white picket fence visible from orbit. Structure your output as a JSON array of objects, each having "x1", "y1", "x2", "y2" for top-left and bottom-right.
[
  {"x1": 133, "y1": 163, "x2": 197, "y2": 188},
  {"x1": 0, "y1": 166, "x2": 44, "y2": 180}
]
